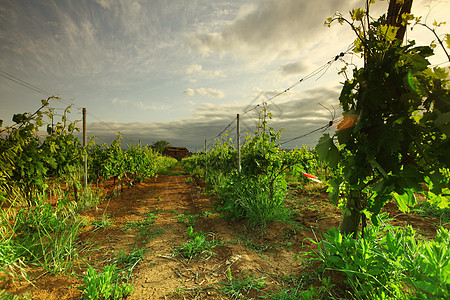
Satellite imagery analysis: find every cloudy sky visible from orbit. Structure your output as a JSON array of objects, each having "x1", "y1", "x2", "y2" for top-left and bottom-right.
[{"x1": 1, "y1": 0, "x2": 449, "y2": 150}]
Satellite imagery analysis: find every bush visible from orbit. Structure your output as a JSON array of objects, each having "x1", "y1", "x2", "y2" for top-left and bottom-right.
[{"x1": 311, "y1": 214, "x2": 450, "y2": 299}]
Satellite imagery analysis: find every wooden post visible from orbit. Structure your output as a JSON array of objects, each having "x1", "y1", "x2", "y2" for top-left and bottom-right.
[
  {"x1": 204, "y1": 139, "x2": 208, "y2": 180},
  {"x1": 82, "y1": 108, "x2": 88, "y2": 188},
  {"x1": 387, "y1": 0, "x2": 413, "y2": 41},
  {"x1": 237, "y1": 114, "x2": 241, "y2": 173}
]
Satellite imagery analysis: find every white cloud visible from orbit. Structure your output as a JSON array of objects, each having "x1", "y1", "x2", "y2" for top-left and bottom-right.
[
  {"x1": 185, "y1": 64, "x2": 226, "y2": 78},
  {"x1": 112, "y1": 97, "x2": 171, "y2": 111},
  {"x1": 184, "y1": 87, "x2": 225, "y2": 98},
  {"x1": 184, "y1": 88, "x2": 195, "y2": 96},
  {"x1": 186, "y1": 64, "x2": 203, "y2": 74}
]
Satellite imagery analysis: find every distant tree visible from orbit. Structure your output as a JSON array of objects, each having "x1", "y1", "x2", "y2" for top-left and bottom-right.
[{"x1": 151, "y1": 140, "x2": 170, "y2": 153}]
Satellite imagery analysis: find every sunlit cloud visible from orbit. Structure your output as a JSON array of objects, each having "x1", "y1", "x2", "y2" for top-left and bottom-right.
[
  {"x1": 184, "y1": 87, "x2": 225, "y2": 98},
  {"x1": 187, "y1": 0, "x2": 358, "y2": 62},
  {"x1": 185, "y1": 64, "x2": 226, "y2": 78}
]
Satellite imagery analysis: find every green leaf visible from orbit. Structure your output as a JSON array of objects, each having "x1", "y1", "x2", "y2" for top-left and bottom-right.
[
  {"x1": 378, "y1": 25, "x2": 398, "y2": 41},
  {"x1": 316, "y1": 134, "x2": 339, "y2": 168},
  {"x1": 434, "y1": 112, "x2": 450, "y2": 136},
  {"x1": 329, "y1": 178, "x2": 343, "y2": 205},
  {"x1": 408, "y1": 53, "x2": 430, "y2": 71},
  {"x1": 414, "y1": 280, "x2": 435, "y2": 295},
  {"x1": 445, "y1": 33, "x2": 450, "y2": 49},
  {"x1": 392, "y1": 189, "x2": 416, "y2": 212}
]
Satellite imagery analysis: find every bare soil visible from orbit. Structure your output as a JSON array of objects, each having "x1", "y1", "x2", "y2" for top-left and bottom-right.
[{"x1": 1, "y1": 170, "x2": 445, "y2": 299}]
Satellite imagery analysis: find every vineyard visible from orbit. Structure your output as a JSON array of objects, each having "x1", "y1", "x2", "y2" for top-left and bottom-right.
[{"x1": 1, "y1": 1, "x2": 450, "y2": 299}]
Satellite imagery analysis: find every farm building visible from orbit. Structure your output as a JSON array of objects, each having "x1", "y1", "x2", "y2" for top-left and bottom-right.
[{"x1": 162, "y1": 147, "x2": 190, "y2": 161}]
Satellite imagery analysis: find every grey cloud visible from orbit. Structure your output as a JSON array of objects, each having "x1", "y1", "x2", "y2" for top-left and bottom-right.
[
  {"x1": 187, "y1": 0, "x2": 358, "y2": 61},
  {"x1": 80, "y1": 86, "x2": 342, "y2": 151},
  {"x1": 280, "y1": 61, "x2": 309, "y2": 76}
]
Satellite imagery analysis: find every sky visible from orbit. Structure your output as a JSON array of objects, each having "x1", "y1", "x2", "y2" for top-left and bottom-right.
[{"x1": 1, "y1": 0, "x2": 449, "y2": 151}]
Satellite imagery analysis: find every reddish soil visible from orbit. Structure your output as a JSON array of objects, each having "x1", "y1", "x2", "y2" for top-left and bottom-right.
[{"x1": 1, "y1": 171, "x2": 445, "y2": 299}]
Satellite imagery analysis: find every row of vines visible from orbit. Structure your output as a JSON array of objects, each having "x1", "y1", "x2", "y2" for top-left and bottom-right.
[
  {"x1": 0, "y1": 98, "x2": 176, "y2": 207},
  {"x1": 181, "y1": 1, "x2": 450, "y2": 298},
  {"x1": 0, "y1": 100, "x2": 177, "y2": 298}
]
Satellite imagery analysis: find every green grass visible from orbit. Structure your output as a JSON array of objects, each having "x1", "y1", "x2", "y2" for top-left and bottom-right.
[
  {"x1": 78, "y1": 264, "x2": 134, "y2": 300},
  {"x1": 124, "y1": 210, "x2": 164, "y2": 243},
  {"x1": 174, "y1": 211, "x2": 198, "y2": 227},
  {"x1": 173, "y1": 227, "x2": 217, "y2": 260},
  {"x1": 91, "y1": 213, "x2": 113, "y2": 231},
  {"x1": 114, "y1": 247, "x2": 145, "y2": 280},
  {"x1": 308, "y1": 215, "x2": 450, "y2": 299},
  {"x1": 221, "y1": 268, "x2": 267, "y2": 299},
  {"x1": 413, "y1": 201, "x2": 450, "y2": 224},
  {"x1": 0, "y1": 290, "x2": 32, "y2": 300},
  {"x1": 1, "y1": 195, "x2": 83, "y2": 276}
]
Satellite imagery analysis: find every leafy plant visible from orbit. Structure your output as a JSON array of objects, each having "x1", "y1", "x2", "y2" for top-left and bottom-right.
[
  {"x1": 124, "y1": 211, "x2": 163, "y2": 243},
  {"x1": 91, "y1": 213, "x2": 113, "y2": 231},
  {"x1": 114, "y1": 247, "x2": 145, "y2": 280},
  {"x1": 175, "y1": 211, "x2": 197, "y2": 227},
  {"x1": 413, "y1": 201, "x2": 450, "y2": 224},
  {"x1": 317, "y1": 2, "x2": 450, "y2": 235},
  {"x1": 310, "y1": 214, "x2": 450, "y2": 299},
  {"x1": 173, "y1": 227, "x2": 216, "y2": 260},
  {"x1": 78, "y1": 264, "x2": 134, "y2": 300},
  {"x1": 221, "y1": 267, "x2": 267, "y2": 299}
]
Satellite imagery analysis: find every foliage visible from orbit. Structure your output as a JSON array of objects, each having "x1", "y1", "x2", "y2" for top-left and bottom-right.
[
  {"x1": 114, "y1": 247, "x2": 145, "y2": 281},
  {"x1": 150, "y1": 140, "x2": 170, "y2": 153},
  {"x1": 0, "y1": 192, "x2": 83, "y2": 278},
  {"x1": 217, "y1": 173, "x2": 289, "y2": 227},
  {"x1": 317, "y1": 2, "x2": 450, "y2": 235},
  {"x1": 221, "y1": 267, "x2": 267, "y2": 299},
  {"x1": 88, "y1": 136, "x2": 175, "y2": 186},
  {"x1": 124, "y1": 210, "x2": 163, "y2": 243},
  {"x1": 413, "y1": 201, "x2": 450, "y2": 224},
  {"x1": 173, "y1": 226, "x2": 217, "y2": 260},
  {"x1": 78, "y1": 264, "x2": 134, "y2": 300},
  {"x1": 193, "y1": 110, "x2": 306, "y2": 227},
  {"x1": 0, "y1": 97, "x2": 83, "y2": 205},
  {"x1": 310, "y1": 214, "x2": 450, "y2": 299}
]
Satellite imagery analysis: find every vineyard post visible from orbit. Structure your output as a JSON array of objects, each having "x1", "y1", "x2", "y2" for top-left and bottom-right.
[
  {"x1": 237, "y1": 114, "x2": 241, "y2": 173},
  {"x1": 204, "y1": 139, "x2": 207, "y2": 180},
  {"x1": 82, "y1": 107, "x2": 87, "y2": 188}
]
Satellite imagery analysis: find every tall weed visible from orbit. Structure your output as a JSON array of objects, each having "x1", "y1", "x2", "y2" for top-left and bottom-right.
[
  {"x1": 218, "y1": 174, "x2": 289, "y2": 227},
  {"x1": 1, "y1": 192, "x2": 83, "y2": 276},
  {"x1": 310, "y1": 214, "x2": 450, "y2": 299}
]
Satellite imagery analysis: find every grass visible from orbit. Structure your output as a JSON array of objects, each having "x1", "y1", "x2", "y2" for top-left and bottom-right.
[
  {"x1": 174, "y1": 211, "x2": 198, "y2": 227},
  {"x1": 1, "y1": 194, "x2": 83, "y2": 276},
  {"x1": 0, "y1": 290, "x2": 32, "y2": 300},
  {"x1": 221, "y1": 268, "x2": 267, "y2": 299},
  {"x1": 78, "y1": 264, "x2": 134, "y2": 300},
  {"x1": 114, "y1": 247, "x2": 145, "y2": 280},
  {"x1": 124, "y1": 210, "x2": 164, "y2": 243},
  {"x1": 91, "y1": 213, "x2": 113, "y2": 231},
  {"x1": 413, "y1": 201, "x2": 450, "y2": 224},
  {"x1": 173, "y1": 227, "x2": 217, "y2": 260}
]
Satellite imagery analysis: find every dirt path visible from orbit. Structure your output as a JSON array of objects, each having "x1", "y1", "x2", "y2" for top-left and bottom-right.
[
  {"x1": 80, "y1": 172, "x2": 327, "y2": 299},
  {"x1": 2, "y1": 170, "x2": 445, "y2": 299},
  {"x1": 98, "y1": 173, "x2": 315, "y2": 299}
]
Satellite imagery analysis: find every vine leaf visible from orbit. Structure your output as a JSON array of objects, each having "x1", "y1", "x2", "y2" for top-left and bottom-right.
[
  {"x1": 392, "y1": 189, "x2": 416, "y2": 213},
  {"x1": 316, "y1": 134, "x2": 339, "y2": 168}
]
